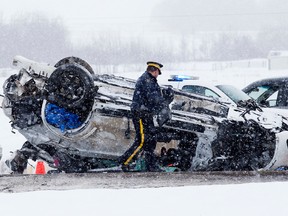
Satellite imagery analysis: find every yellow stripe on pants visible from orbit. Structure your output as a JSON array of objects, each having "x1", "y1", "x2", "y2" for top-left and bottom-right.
[{"x1": 124, "y1": 119, "x2": 144, "y2": 165}]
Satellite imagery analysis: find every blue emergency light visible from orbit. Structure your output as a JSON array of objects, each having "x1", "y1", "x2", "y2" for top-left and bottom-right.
[{"x1": 168, "y1": 75, "x2": 199, "y2": 82}]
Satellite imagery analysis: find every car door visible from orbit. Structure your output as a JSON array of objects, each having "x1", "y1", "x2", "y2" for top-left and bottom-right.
[
  {"x1": 267, "y1": 86, "x2": 288, "y2": 118},
  {"x1": 274, "y1": 84, "x2": 288, "y2": 107}
]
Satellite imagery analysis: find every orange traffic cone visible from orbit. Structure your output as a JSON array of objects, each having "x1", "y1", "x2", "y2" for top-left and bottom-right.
[{"x1": 35, "y1": 161, "x2": 46, "y2": 174}]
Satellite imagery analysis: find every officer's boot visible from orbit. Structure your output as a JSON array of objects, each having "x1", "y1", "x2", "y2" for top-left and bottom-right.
[{"x1": 144, "y1": 151, "x2": 163, "y2": 172}]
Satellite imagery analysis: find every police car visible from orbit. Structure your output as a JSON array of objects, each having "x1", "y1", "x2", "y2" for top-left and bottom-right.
[
  {"x1": 160, "y1": 75, "x2": 251, "y2": 106},
  {"x1": 5, "y1": 56, "x2": 288, "y2": 173}
]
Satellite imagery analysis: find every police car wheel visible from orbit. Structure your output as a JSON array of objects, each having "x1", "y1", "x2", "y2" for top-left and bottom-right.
[
  {"x1": 45, "y1": 64, "x2": 94, "y2": 109},
  {"x1": 54, "y1": 56, "x2": 94, "y2": 75}
]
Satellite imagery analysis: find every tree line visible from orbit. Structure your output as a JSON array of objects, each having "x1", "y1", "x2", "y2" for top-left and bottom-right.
[{"x1": 0, "y1": 13, "x2": 287, "y2": 68}]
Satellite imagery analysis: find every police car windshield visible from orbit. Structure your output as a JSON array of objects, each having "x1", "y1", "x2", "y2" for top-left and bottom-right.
[{"x1": 216, "y1": 85, "x2": 251, "y2": 103}]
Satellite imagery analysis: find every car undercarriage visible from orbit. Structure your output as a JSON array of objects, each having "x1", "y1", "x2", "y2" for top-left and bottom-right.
[{"x1": 2, "y1": 55, "x2": 288, "y2": 173}]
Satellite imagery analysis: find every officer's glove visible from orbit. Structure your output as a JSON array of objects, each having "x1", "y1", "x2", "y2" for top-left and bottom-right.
[{"x1": 162, "y1": 87, "x2": 174, "y2": 104}]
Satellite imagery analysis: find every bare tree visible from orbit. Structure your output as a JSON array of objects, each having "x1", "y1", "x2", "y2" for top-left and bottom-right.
[{"x1": 0, "y1": 13, "x2": 71, "y2": 67}]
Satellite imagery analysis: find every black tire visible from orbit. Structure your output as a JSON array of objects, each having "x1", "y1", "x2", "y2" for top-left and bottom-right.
[
  {"x1": 54, "y1": 56, "x2": 94, "y2": 75},
  {"x1": 45, "y1": 64, "x2": 94, "y2": 109}
]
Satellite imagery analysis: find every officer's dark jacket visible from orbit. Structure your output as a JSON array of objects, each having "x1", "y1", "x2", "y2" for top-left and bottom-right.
[{"x1": 131, "y1": 71, "x2": 165, "y2": 115}]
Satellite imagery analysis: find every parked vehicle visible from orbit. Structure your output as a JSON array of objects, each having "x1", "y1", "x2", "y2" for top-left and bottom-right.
[
  {"x1": 161, "y1": 75, "x2": 251, "y2": 106},
  {"x1": 243, "y1": 77, "x2": 288, "y2": 118}
]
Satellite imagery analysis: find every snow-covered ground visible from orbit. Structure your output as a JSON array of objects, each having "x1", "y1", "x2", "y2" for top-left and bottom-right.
[
  {"x1": 1, "y1": 63, "x2": 288, "y2": 216},
  {"x1": 1, "y1": 182, "x2": 288, "y2": 216}
]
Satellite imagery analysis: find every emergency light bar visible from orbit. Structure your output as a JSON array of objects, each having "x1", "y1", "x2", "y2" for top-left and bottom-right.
[{"x1": 168, "y1": 75, "x2": 199, "y2": 82}]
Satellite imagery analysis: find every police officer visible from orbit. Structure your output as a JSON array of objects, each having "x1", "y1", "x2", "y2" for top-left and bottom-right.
[{"x1": 119, "y1": 61, "x2": 171, "y2": 171}]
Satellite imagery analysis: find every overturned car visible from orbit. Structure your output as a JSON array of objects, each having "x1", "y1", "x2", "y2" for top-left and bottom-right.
[{"x1": 2, "y1": 55, "x2": 288, "y2": 173}]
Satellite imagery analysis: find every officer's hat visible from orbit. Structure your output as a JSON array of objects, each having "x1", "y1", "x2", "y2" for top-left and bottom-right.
[{"x1": 147, "y1": 61, "x2": 163, "y2": 74}]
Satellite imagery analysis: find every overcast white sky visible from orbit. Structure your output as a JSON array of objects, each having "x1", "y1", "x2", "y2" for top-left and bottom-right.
[
  {"x1": 0, "y1": 0, "x2": 162, "y2": 22},
  {"x1": 0, "y1": 0, "x2": 163, "y2": 44},
  {"x1": 2, "y1": 0, "x2": 288, "y2": 47}
]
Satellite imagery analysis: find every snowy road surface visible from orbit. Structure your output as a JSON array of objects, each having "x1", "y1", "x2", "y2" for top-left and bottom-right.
[{"x1": 1, "y1": 171, "x2": 288, "y2": 193}]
